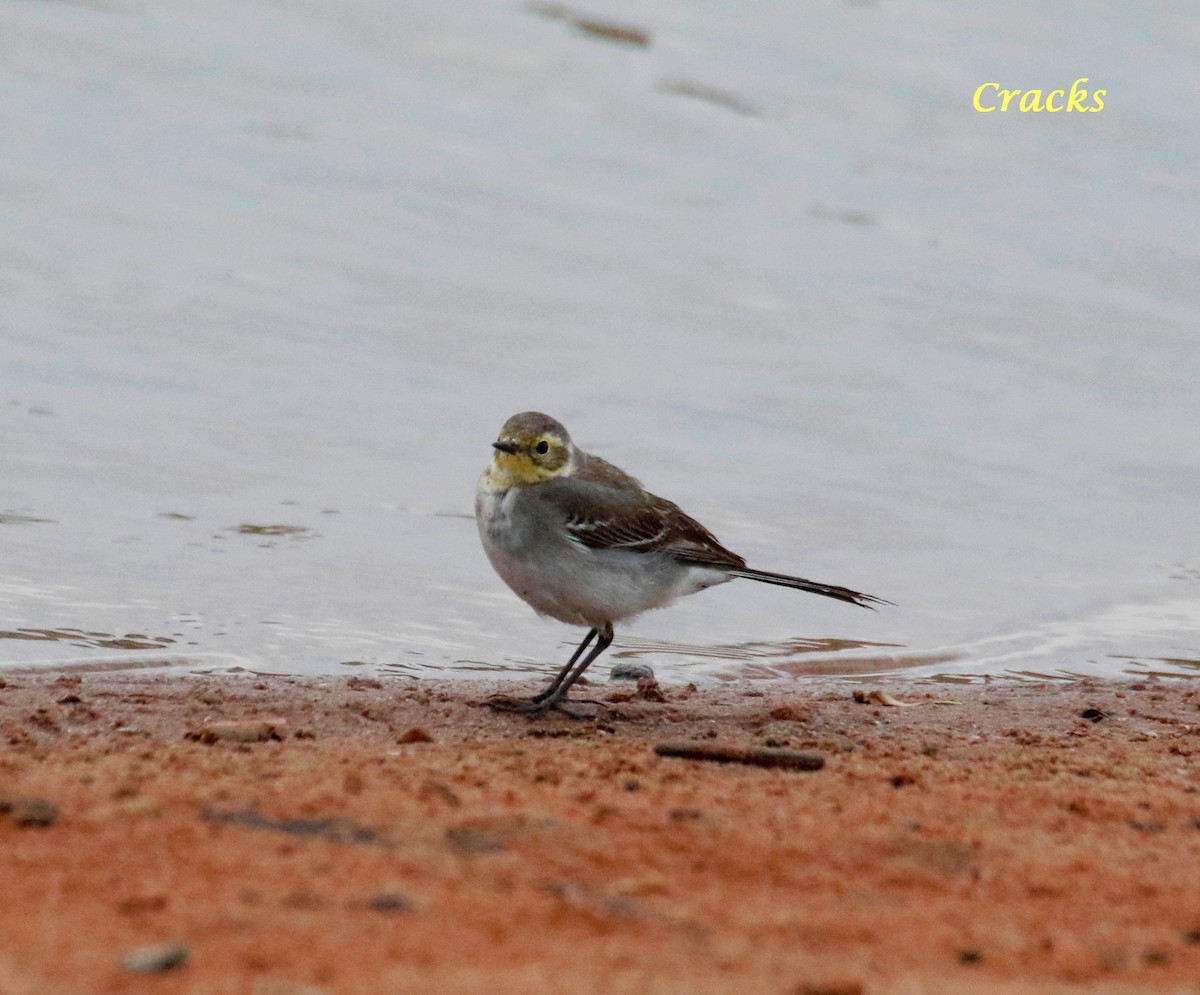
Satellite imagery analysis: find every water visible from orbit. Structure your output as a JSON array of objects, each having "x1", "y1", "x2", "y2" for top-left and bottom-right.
[{"x1": 2, "y1": 0, "x2": 1198, "y2": 685}]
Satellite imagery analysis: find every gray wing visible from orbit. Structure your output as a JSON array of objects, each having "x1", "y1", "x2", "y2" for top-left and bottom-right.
[{"x1": 535, "y1": 478, "x2": 746, "y2": 569}]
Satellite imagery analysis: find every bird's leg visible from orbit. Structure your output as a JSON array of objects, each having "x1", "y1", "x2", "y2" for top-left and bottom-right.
[
  {"x1": 487, "y1": 624, "x2": 614, "y2": 715},
  {"x1": 532, "y1": 624, "x2": 614, "y2": 710},
  {"x1": 531, "y1": 628, "x2": 597, "y2": 703}
]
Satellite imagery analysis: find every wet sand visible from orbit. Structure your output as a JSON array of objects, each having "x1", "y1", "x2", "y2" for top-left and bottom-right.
[{"x1": 1, "y1": 672, "x2": 1199, "y2": 994}]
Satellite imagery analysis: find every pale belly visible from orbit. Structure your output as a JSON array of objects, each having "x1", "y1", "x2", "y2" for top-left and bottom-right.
[{"x1": 475, "y1": 478, "x2": 729, "y2": 628}]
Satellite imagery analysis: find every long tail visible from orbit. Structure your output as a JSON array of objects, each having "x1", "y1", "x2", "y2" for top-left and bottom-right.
[{"x1": 728, "y1": 567, "x2": 892, "y2": 609}]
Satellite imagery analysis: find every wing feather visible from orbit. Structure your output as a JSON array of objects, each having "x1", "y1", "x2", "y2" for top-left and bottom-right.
[{"x1": 537, "y1": 475, "x2": 745, "y2": 568}]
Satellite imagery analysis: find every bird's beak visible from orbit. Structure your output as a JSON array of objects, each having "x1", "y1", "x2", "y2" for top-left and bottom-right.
[{"x1": 492, "y1": 440, "x2": 519, "y2": 455}]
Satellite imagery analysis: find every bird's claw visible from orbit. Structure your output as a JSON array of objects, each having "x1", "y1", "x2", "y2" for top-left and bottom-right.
[{"x1": 486, "y1": 693, "x2": 598, "y2": 719}]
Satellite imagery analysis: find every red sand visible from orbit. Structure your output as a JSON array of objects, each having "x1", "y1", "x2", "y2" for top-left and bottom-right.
[{"x1": 2, "y1": 672, "x2": 1199, "y2": 994}]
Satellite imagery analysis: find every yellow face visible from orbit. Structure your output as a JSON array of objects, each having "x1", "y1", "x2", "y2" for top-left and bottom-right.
[{"x1": 486, "y1": 420, "x2": 573, "y2": 488}]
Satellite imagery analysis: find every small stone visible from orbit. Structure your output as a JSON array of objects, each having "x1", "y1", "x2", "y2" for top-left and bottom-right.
[
  {"x1": 0, "y1": 796, "x2": 59, "y2": 827},
  {"x1": 189, "y1": 719, "x2": 286, "y2": 744},
  {"x1": 117, "y1": 895, "x2": 168, "y2": 915},
  {"x1": 346, "y1": 676, "x2": 383, "y2": 691},
  {"x1": 609, "y1": 661, "x2": 654, "y2": 682},
  {"x1": 959, "y1": 949, "x2": 983, "y2": 964},
  {"x1": 123, "y1": 943, "x2": 189, "y2": 973},
  {"x1": 397, "y1": 727, "x2": 433, "y2": 744},
  {"x1": 366, "y1": 891, "x2": 413, "y2": 914},
  {"x1": 445, "y1": 825, "x2": 503, "y2": 853},
  {"x1": 634, "y1": 676, "x2": 666, "y2": 702},
  {"x1": 769, "y1": 704, "x2": 808, "y2": 722}
]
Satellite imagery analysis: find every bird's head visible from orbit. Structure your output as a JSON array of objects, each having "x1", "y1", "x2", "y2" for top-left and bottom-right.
[{"x1": 486, "y1": 411, "x2": 575, "y2": 487}]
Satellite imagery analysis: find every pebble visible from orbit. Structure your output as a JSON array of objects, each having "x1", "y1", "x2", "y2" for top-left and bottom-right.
[
  {"x1": 0, "y1": 796, "x2": 59, "y2": 827},
  {"x1": 445, "y1": 825, "x2": 504, "y2": 853},
  {"x1": 397, "y1": 727, "x2": 433, "y2": 744},
  {"x1": 123, "y1": 943, "x2": 189, "y2": 973},
  {"x1": 117, "y1": 895, "x2": 168, "y2": 915},
  {"x1": 190, "y1": 719, "x2": 287, "y2": 743},
  {"x1": 634, "y1": 676, "x2": 667, "y2": 702},
  {"x1": 609, "y1": 661, "x2": 654, "y2": 682},
  {"x1": 366, "y1": 891, "x2": 413, "y2": 914}
]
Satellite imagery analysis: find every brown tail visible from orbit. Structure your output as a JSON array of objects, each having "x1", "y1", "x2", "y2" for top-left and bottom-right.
[{"x1": 728, "y1": 567, "x2": 892, "y2": 609}]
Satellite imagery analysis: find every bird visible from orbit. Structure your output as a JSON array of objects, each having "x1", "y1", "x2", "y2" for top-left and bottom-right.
[{"x1": 475, "y1": 411, "x2": 890, "y2": 714}]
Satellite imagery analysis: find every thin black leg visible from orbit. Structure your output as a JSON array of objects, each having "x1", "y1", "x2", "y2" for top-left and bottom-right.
[
  {"x1": 487, "y1": 623, "x2": 615, "y2": 715},
  {"x1": 531, "y1": 628, "x2": 597, "y2": 703},
  {"x1": 535, "y1": 623, "x2": 613, "y2": 709}
]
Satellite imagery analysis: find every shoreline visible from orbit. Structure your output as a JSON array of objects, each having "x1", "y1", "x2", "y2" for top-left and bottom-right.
[{"x1": 2, "y1": 672, "x2": 1199, "y2": 993}]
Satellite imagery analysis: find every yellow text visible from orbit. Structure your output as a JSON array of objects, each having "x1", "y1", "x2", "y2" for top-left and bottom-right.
[{"x1": 973, "y1": 78, "x2": 1105, "y2": 113}]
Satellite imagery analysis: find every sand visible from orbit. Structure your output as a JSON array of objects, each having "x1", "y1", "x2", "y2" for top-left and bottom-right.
[{"x1": 2, "y1": 671, "x2": 1199, "y2": 994}]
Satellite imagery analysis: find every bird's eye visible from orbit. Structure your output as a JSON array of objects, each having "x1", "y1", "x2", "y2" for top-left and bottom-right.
[{"x1": 535, "y1": 440, "x2": 550, "y2": 455}]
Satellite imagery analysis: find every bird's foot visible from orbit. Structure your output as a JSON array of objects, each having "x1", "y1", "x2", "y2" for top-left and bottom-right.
[{"x1": 485, "y1": 693, "x2": 600, "y2": 719}]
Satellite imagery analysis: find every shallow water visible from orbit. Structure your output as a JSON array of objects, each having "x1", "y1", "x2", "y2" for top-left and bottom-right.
[{"x1": 2, "y1": 0, "x2": 1198, "y2": 685}]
